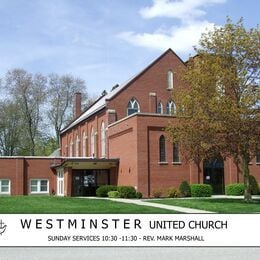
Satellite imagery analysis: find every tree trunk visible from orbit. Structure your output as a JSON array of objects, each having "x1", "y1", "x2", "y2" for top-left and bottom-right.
[{"x1": 242, "y1": 155, "x2": 251, "y2": 202}]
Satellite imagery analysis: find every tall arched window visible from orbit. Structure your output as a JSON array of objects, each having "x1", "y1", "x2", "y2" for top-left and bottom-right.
[
  {"x1": 101, "y1": 121, "x2": 106, "y2": 157},
  {"x1": 75, "y1": 135, "x2": 80, "y2": 157},
  {"x1": 69, "y1": 139, "x2": 73, "y2": 157},
  {"x1": 90, "y1": 127, "x2": 95, "y2": 157},
  {"x1": 167, "y1": 70, "x2": 173, "y2": 89},
  {"x1": 166, "y1": 100, "x2": 176, "y2": 115},
  {"x1": 82, "y1": 131, "x2": 87, "y2": 157},
  {"x1": 159, "y1": 135, "x2": 166, "y2": 162},
  {"x1": 127, "y1": 98, "x2": 140, "y2": 116},
  {"x1": 157, "y1": 102, "x2": 163, "y2": 114}
]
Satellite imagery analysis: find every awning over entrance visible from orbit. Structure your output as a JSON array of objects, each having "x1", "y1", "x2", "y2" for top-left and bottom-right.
[{"x1": 51, "y1": 157, "x2": 119, "y2": 170}]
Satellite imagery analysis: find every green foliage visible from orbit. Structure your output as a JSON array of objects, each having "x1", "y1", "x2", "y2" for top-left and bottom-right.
[
  {"x1": 191, "y1": 184, "x2": 212, "y2": 197},
  {"x1": 117, "y1": 186, "x2": 137, "y2": 198},
  {"x1": 167, "y1": 187, "x2": 180, "y2": 198},
  {"x1": 179, "y1": 181, "x2": 191, "y2": 197},
  {"x1": 225, "y1": 183, "x2": 245, "y2": 196},
  {"x1": 108, "y1": 191, "x2": 120, "y2": 198},
  {"x1": 152, "y1": 189, "x2": 163, "y2": 198},
  {"x1": 249, "y1": 175, "x2": 259, "y2": 195},
  {"x1": 136, "y1": 192, "x2": 143, "y2": 199},
  {"x1": 96, "y1": 185, "x2": 117, "y2": 197}
]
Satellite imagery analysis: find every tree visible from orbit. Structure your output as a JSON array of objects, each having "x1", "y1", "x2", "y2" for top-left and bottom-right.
[
  {"x1": 5, "y1": 69, "x2": 47, "y2": 155},
  {"x1": 0, "y1": 100, "x2": 22, "y2": 155},
  {"x1": 167, "y1": 18, "x2": 260, "y2": 201},
  {"x1": 47, "y1": 74, "x2": 91, "y2": 145}
]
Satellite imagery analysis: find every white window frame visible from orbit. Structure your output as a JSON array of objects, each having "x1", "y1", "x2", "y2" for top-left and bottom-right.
[
  {"x1": 167, "y1": 70, "x2": 174, "y2": 90},
  {"x1": 30, "y1": 179, "x2": 49, "y2": 194},
  {"x1": 82, "y1": 131, "x2": 87, "y2": 157},
  {"x1": 166, "y1": 100, "x2": 176, "y2": 115},
  {"x1": 90, "y1": 127, "x2": 95, "y2": 157},
  {"x1": 69, "y1": 139, "x2": 73, "y2": 157},
  {"x1": 157, "y1": 102, "x2": 163, "y2": 114},
  {"x1": 75, "y1": 134, "x2": 80, "y2": 157},
  {"x1": 101, "y1": 122, "x2": 106, "y2": 158},
  {"x1": 127, "y1": 98, "x2": 140, "y2": 116},
  {"x1": 0, "y1": 179, "x2": 11, "y2": 195},
  {"x1": 57, "y1": 169, "x2": 64, "y2": 196}
]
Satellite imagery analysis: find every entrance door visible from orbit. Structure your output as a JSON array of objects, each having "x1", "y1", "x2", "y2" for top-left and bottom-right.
[
  {"x1": 57, "y1": 169, "x2": 64, "y2": 196},
  {"x1": 72, "y1": 170, "x2": 110, "y2": 196},
  {"x1": 203, "y1": 158, "x2": 225, "y2": 194}
]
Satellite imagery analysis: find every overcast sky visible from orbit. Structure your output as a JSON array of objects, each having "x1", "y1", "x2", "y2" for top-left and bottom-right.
[{"x1": 0, "y1": 0, "x2": 259, "y2": 96}]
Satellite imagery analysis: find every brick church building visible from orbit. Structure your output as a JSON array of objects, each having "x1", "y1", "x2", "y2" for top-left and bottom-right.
[{"x1": 0, "y1": 49, "x2": 259, "y2": 197}]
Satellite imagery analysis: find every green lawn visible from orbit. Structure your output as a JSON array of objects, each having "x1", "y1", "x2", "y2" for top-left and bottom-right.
[
  {"x1": 0, "y1": 196, "x2": 176, "y2": 214},
  {"x1": 147, "y1": 198, "x2": 260, "y2": 213}
]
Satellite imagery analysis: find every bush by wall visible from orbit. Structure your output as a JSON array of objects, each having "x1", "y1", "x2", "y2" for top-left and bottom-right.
[
  {"x1": 108, "y1": 191, "x2": 120, "y2": 198},
  {"x1": 152, "y1": 189, "x2": 163, "y2": 198},
  {"x1": 225, "y1": 183, "x2": 245, "y2": 196},
  {"x1": 179, "y1": 181, "x2": 191, "y2": 197},
  {"x1": 190, "y1": 184, "x2": 212, "y2": 197},
  {"x1": 249, "y1": 175, "x2": 259, "y2": 195},
  {"x1": 136, "y1": 191, "x2": 143, "y2": 199},
  {"x1": 96, "y1": 185, "x2": 117, "y2": 197},
  {"x1": 167, "y1": 187, "x2": 180, "y2": 198},
  {"x1": 117, "y1": 186, "x2": 137, "y2": 198}
]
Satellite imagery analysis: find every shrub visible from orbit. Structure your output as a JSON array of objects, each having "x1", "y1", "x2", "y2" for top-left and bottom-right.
[
  {"x1": 117, "y1": 186, "x2": 137, "y2": 198},
  {"x1": 136, "y1": 191, "x2": 143, "y2": 199},
  {"x1": 179, "y1": 181, "x2": 191, "y2": 197},
  {"x1": 152, "y1": 189, "x2": 163, "y2": 198},
  {"x1": 190, "y1": 184, "x2": 212, "y2": 197},
  {"x1": 96, "y1": 185, "x2": 117, "y2": 197},
  {"x1": 167, "y1": 187, "x2": 180, "y2": 198},
  {"x1": 108, "y1": 191, "x2": 120, "y2": 198},
  {"x1": 225, "y1": 183, "x2": 245, "y2": 196},
  {"x1": 249, "y1": 175, "x2": 259, "y2": 195}
]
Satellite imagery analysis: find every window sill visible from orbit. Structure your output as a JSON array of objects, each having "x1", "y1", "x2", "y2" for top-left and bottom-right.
[
  {"x1": 158, "y1": 162, "x2": 168, "y2": 165},
  {"x1": 30, "y1": 192, "x2": 49, "y2": 195},
  {"x1": 172, "y1": 162, "x2": 182, "y2": 165},
  {"x1": 256, "y1": 163, "x2": 260, "y2": 165},
  {"x1": 166, "y1": 88, "x2": 173, "y2": 91}
]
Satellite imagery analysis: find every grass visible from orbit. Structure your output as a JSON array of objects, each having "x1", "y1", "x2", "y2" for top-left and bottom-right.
[
  {"x1": 146, "y1": 198, "x2": 260, "y2": 213},
  {"x1": 0, "y1": 196, "x2": 176, "y2": 214}
]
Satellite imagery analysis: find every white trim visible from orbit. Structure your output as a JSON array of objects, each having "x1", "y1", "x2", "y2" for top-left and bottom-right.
[
  {"x1": 0, "y1": 179, "x2": 11, "y2": 195},
  {"x1": 30, "y1": 179, "x2": 49, "y2": 194},
  {"x1": 57, "y1": 169, "x2": 64, "y2": 196}
]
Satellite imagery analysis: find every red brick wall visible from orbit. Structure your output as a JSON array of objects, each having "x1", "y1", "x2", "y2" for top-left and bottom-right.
[
  {"x1": 107, "y1": 51, "x2": 186, "y2": 121},
  {"x1": 108, "y1": 116, "x2": 138, "y2": 188},
  {"x1": 0, "y1": 157, "x2": 56, "y2": 195}
]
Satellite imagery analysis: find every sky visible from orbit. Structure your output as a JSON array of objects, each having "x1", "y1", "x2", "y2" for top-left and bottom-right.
[{"x1": 0, "y1": 0, "x2": 259, "y2": 96}]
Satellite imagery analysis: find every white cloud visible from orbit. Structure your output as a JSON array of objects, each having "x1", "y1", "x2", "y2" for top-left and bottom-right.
[
  {"x1": 140, "y1": 0, "x2": 226, "y2": 22},
  {"x1": 118, "y1": 20, "x2": 215, "y2": 54},
  {"x1": 119, "y1": 0, "x2": 226, "y2": 55}
]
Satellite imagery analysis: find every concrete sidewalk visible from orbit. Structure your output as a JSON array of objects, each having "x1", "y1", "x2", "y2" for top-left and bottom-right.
[{"x1": 108, "y1": 198, "x2": 214, "y2": 213}]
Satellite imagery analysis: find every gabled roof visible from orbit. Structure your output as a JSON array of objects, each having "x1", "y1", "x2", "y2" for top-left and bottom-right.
[{"x1": 61, "y1": 48, "x2": 185, "y2": 134}]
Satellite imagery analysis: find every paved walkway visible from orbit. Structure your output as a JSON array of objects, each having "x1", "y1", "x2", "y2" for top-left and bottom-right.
[
  {"x1": 107, "y1": 198, "x2": 214, "y2": 213},
  {"x1": 82, "y1": 195, "x2": 260, "y2": 213}
]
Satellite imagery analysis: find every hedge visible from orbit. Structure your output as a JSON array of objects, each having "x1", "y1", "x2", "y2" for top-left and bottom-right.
[
  {"x1": 179, "y1": 181, "x2": 191, "y2": 197},
  {"x1": 117, "y1": 186, "x2": 137, "y2": 198},
  {"x1": 225, "y1": 183, "x2": 245, "y2": 196},
  {"x1": 96, "y1": 185, "x2": 117, "y2": 197},
  {"x1": 108, "y1": 191, "x2": 120, "y2": 198},
  {"x1": 190, "y1": 184, "x2": 212, "y2": 197}
]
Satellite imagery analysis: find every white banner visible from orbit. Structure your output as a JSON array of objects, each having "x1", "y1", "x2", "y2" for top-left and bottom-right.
[{"x1": 0, "y1": 214, "x2": 259, "y2": 247}]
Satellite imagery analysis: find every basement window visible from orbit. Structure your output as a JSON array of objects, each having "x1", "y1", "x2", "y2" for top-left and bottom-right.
[
  {"x1": 30, "y1": 179, "x2": 49, "y2": 194},
  {"x1": 0, "y1": 179, "x2": 10, "y2": 194}
]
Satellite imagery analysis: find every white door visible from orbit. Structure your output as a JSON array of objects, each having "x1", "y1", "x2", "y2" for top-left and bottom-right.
[{"x1": 57, "y1": 169, "x2": 64, "y2": 196}]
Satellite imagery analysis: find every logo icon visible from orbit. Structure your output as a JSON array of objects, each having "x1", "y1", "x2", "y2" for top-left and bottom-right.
[{"x1": 0, "y1": 219, "x2": 7, "y2": 235}]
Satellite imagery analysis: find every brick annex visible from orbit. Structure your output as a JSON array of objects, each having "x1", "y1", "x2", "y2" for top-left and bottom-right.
[{"x1": 0, "y1": 49, "x2": 259, "y2": 197}]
